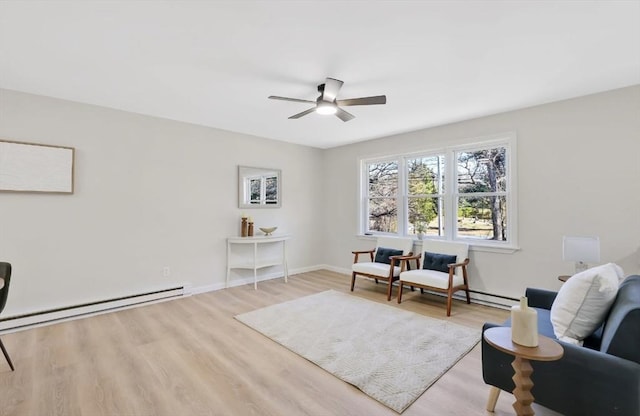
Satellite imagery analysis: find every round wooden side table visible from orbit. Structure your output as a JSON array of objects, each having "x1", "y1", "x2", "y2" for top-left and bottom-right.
[{"x1": 483, "y1": 327, "x2": 564, "y2": 416}]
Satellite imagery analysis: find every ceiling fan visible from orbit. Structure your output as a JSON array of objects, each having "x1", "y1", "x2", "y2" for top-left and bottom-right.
[{"x1": 268, "y1": 77, "x2": 386, "y2": 122}]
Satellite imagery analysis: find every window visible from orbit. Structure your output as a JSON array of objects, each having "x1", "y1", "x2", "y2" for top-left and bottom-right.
[
  {"x1": 367, "y1": 161, "x2": 398, "y2": 233},
  {"x1": 407, "y1": 155, "x2": 445, "y2": 237},
  {"x1": 361, "y1": 135, "x2": 516, "y2": 248},
  {"x1": 456, "y1": 146, "x2": 507, "y2": 241},
  {"x1": 246, "y1": 173, "x2": 278, "y2": 205}
]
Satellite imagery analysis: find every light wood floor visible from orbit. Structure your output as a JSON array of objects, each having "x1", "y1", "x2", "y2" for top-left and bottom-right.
[{"x1": 0, "y1": 270, "x2": 560, "y2": 416}]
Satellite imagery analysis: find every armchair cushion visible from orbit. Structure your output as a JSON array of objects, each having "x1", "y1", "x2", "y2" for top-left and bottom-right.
[
  {"x1": 399, "y1": 269, "x2": 463, "y2": 289},
  {"x1": 550, "y1": 263, "x2": 624, "y2": 344},
  {"x1": 374, "y1": 247, "x2": 404, "y2": 265},
  {"x1": 419, "y1": 240, "x2": 469, "y2": 279},
  {"x1": 352, "y1": 262, "x2": 402, "y2": 278},
  {"x1": 422, "y1": 251, "x2": 457, "y2": 273}
]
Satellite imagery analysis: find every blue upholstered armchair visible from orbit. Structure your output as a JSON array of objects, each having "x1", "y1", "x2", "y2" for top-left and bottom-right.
[{"x1": 482, "y1": 275, "x2": 640, "y2": 416}]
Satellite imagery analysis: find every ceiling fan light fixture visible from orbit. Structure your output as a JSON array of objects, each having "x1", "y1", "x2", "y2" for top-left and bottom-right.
[
  {"x1": 316, "y1": 101, "x2": 337, "y2": 115},
  {"x1": 268, "y1": 77, "x2": 386, "y2": 122}
]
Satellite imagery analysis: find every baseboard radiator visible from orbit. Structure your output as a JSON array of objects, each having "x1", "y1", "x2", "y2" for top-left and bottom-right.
[
  {"x1": 0, "y1": 286, "x2": 184, "y2": 333},
  {"x1": 428, "y1": 288, "x2": 517, "y2": 310},
  {"x1": 393, "y1": 284, "x2": 517, "y2": 309}
]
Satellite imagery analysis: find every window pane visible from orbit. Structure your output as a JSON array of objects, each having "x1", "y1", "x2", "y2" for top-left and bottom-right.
[
  {"x1": 457, "y1": 147, "x2": 507, "y2": 193},
  {"x1": 407, "y1": 156, "x2": 443, "y2": 196},
  {"x1": 250, "y1": 178, "x2": 261, "y2": 204},
  {"x1": 265, "y1": 176, "x2": 277, "y2": 203},
  {"x1": 457, "y1": 196, "x2": 507, "y2": 240},
  {"x1": 368, "y1": 162, "x2": 398, "y2": 197},
  {"x1": 408, "y1": 197, "x2": 443, "y2": 236},
  {"x1": 368, "y1": 198, "x2": 397, "y2": 233}
]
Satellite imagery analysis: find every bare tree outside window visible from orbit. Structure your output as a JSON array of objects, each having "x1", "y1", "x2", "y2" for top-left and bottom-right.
[
  {"x1": 367, "y1": 161, "x2": 398, "y2": 233},
  {"x1": 456, "y1": 147, "x2": 507, "y2": 240}
]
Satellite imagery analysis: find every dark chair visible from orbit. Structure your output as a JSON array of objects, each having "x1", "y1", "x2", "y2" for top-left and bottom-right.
[
  {"x1": 0, "y1": 262, "x2": 14, "y2": 371},
  {"x1": 482, "y1": 274, "x2": 640, "y2": 416}
]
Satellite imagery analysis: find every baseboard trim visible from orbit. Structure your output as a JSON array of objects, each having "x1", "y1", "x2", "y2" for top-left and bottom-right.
[{"x1": 0, "y1": 286, "x2": 184, "y2": 333}]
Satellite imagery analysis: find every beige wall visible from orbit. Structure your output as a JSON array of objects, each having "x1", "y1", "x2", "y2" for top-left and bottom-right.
[
  {"x1": 322, "y1": 85, "x2": 640, "y2": 301},
  {"x1": 0, "y1": 89, "x2": 325, "y2": 316},
  {"x1": 1, "y1": 85, "x2": 638, "y2": 315}
]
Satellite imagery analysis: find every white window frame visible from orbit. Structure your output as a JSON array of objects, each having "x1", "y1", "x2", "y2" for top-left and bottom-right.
[{"x1": 359, "y1": 133, "x2": 518, "y2": 251}]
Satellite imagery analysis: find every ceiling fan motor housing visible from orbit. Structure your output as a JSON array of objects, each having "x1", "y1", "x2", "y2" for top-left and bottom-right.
[{"x1": 317, "y1": 83, "x2": 331, "y2": 102}]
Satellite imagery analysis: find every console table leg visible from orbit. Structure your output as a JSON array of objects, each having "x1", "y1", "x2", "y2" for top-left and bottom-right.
[
  {"x1": 283, "y1": 239, "x2": 288, "y2": 283},
  {"x1": 226, "y1": 241, "x2": 230, "y2": 288},
  {"x1": 511, "y1": 356, "x2": 535, "y2": 416},
  {"x1": 253, "y1": 242, "x2": 258, "y2": 290}
]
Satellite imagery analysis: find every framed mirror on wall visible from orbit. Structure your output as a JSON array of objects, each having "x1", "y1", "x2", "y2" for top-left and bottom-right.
[{"x1": 238, "y1": 166, "x2": 281, "y2": 208}]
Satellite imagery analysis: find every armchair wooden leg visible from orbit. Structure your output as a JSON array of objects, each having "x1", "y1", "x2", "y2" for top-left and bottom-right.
[
  {"x1": 375, "y1": 278, "x2": 379, "y2": 284},
  {"x1": 446, "y1": 288, "x2": 453, "y2": 317},
  {"x1": 397, "y1": 281, "x2": 404, "y2": 303},
  {"x1": 386, "y1": 279, "x2": 393, "y2": 301},
  {"x1": 0, "y1": 338, "x2": 14, "y2": 372},
  {"x1": 420, "y1": 288, "x2": 424, "y2": 294},
  {"x1": 486, "y1": 386, "x2": 500, "y2": 412},
  {"x1": 463, "y1": 267, "x2": 471, "y2": 304},
  {"x1": 350, "y1": 272, "x2": 356, "y2": 292}
]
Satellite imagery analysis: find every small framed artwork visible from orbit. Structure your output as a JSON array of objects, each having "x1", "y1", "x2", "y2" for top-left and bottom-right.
[{"x1": 0, "y1": 139, "x2": 75, "y2": 194}]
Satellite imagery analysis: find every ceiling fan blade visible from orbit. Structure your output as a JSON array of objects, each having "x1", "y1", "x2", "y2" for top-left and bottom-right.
[
  {"x1": 336, "y1": 95, "x2": 387, "y2": 106},
  {"x1": 322, "y1": 78, "x2": 343, "y2": 102},
  {"x1": 335, "y1": 107, "x2": 355, "y2": 122},
  {"x1": 269, "y1": 95, "x2": 315, "y2": 104},
  {"x1": 288, "y1": 107, "x2": 317, "y2": 119}
]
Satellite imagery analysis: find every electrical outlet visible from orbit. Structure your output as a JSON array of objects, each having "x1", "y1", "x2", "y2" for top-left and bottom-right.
[{"x1": 163, "y1": 266, "x2": 171, "y2": 277}]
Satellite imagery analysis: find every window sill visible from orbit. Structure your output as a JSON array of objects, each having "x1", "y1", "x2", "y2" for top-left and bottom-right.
[
  {"x1": 357, "y1": 234, "x2": 519, "y2": 254},
  {"x1": 469, "y1": 244, "x2": 519, "y2": 254}
]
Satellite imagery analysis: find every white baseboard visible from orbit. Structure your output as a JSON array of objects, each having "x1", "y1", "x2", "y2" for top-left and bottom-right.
[
  {"x1": 319, "y1": 264, "x2": 352, "y2": 275},
  {"x1": 0, "y1": 286, "x2": 184, "y2": 334}
]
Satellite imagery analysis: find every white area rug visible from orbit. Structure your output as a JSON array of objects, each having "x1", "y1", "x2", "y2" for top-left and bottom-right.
[{"x1": 235, "y1": 290, "x2": 480, "y2": 413}]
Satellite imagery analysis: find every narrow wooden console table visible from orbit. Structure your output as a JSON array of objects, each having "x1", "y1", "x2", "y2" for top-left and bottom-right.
[{"x1": 226, "y1": 235, "x2": 291, "y2": 290}]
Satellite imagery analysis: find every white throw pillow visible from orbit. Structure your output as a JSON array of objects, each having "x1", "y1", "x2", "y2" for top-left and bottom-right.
[{"x1": 550, "y1": 263, "x2": 625, "y2": 345}]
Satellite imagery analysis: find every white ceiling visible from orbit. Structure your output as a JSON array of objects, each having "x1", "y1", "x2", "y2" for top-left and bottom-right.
[{"x1": 1, "y1": 1, "x2": 639, "y2": 149}]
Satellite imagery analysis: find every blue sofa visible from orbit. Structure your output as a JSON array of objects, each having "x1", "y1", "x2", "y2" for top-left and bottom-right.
[{"x1": 482, "y1": 274, "x2": 640, "y2": 416}]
